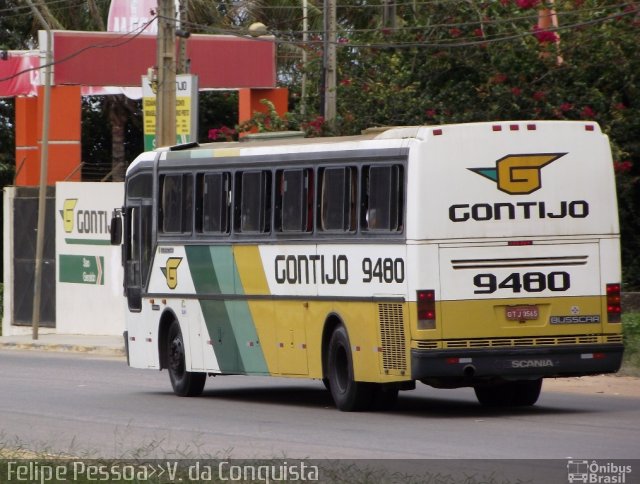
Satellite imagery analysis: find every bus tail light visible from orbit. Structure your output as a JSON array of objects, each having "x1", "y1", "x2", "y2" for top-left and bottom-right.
[
  {"x1": 606, "y1": 283, "x2": 621, "y2": 323},
  {"x1": 417, "y1": 290, "x2": 436, "y2": 330}
]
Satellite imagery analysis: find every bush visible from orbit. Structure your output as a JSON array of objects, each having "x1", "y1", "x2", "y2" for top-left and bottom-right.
[{"x1": 621, "y1": 312, "x2": 640, "y2": 375}]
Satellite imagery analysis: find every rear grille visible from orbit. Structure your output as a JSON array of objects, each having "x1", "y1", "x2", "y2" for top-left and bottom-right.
[
  {"x1": 415, "y1": 341, "x2": 439, "y2": 350},
  {"x1": 378, "y1": 303, "x2": 406, "y2": 372},
  {"x1": 441, "y1": 335, "x2": 600, "y2": 349},
  {"x1": 415, "y1": 335, "x2": 620, "y2": 350}
]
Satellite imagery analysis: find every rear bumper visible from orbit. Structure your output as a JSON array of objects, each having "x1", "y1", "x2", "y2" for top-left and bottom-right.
[{"x1": 411, "y1": 343, "x2": 624, "y2": 380}]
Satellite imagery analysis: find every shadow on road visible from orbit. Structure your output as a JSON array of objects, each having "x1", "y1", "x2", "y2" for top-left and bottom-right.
[{"x1": 166, "y1": 382, "x2": 599, "y2": 418}]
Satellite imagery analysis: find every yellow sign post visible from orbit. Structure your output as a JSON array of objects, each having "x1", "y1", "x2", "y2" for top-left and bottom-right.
[{"x1": 142, "y1": 74, "x2": 198, "y2": 150}]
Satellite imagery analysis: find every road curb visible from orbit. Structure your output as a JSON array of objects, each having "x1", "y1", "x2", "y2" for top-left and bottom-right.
[{"x1": 0, "y1": 341, "x2": 125, "y2": 357}]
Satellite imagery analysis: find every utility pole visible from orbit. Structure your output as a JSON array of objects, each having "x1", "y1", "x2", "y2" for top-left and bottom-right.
[
  {"x1": 382, "y1": 0, "x2": 397, "y2": 29},
  {"x1": 323, "y1": 0, "x2": 336, "y2": 128},
  {"x1": 301, "y1": 0, "x2": 308, "y2": 116},
  {"x1": 25, "y1": 0, "x2": 52, "y2": 341},
  {"x1": 176, "y1": 0, "x2": 189, "y2": 74},
  {"x1": 156, "y1": 0, "x2": 177, "y2": 147}
]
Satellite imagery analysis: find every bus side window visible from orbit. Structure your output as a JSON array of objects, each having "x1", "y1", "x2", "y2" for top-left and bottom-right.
[
  {"x1": 319, "y1": 166, "x2": 356, "y2": 232},
  {"x1": 159, "y1": 174, "x2": 193, "y2": 234},
  {"x1": 362, "y1": 164, "x2": 404, "y2": 232},
  {"x1": 277, "y1": 168, "x2": 312, "y2": 233},
  {"x1": 197, "y1": 172, "x2": 231, "y2": 234},
  {"x1": 237, "y1": 170, "x2": 272, "y2": 233}
]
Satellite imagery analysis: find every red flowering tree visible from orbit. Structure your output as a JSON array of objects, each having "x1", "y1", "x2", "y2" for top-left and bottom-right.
[{"x1": 284, "y1": 0, "x2": 640, "y2": 287}]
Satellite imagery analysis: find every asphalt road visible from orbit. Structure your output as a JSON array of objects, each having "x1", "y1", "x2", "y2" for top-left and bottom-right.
[{"x1": 0, "y1": 350, "x2": 638, "y2": 471}]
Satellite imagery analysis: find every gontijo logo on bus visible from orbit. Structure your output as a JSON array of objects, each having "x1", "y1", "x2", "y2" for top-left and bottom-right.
[
  {"x1": 470, "y1": 153, "x2": 566, "y2": 194},
  {"x1": 161, "y1": 257, "x2": 183, "y2": 289},
  {"x1": 449, "y1": 152, "x2": 590, "y2": 223}
]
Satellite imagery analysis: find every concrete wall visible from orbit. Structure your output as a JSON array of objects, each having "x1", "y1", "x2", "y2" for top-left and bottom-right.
[{"x1": 2, "y1": 182, "x2": 125, "y2": 336}]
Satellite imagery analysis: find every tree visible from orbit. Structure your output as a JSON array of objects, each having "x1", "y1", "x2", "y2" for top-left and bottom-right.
[{"x1": 283, "y1": 0, "x2": 640, "y2": 287}]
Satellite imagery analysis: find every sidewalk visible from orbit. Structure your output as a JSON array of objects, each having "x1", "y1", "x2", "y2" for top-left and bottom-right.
[{"x1": 0, "y1": 332, "x2": 125, "y2": 357}]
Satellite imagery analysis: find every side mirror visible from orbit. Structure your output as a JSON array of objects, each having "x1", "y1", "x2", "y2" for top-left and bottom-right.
[{"x1": 110, "y1": 209, "x2": 123, "y2": 245}]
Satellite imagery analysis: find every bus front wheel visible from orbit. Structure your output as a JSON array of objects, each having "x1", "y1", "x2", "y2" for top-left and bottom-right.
[
  {"x1": 327, "y1": 326, "x2": 373, "y2": 411},
  {"x1": 474, "y1": 379, "x2": 542, "y2": 407},
  {"x1": 167, "y1": 320, "x2": 206, "y2": 397}
]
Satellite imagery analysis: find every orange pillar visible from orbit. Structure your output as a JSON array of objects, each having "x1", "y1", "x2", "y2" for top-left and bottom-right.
[
  {"x1": 14, "y1": 96, "x2": 39, "y2": 185},
  {"x1": 238, "y1": 87, "x2": 289, "y2": 134},
  {"x1": 15, "y1": 85, "x2": 82, "y2": 186}
]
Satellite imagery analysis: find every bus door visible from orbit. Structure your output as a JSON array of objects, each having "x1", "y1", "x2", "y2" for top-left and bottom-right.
[{"x1": 124, "y1": 201, "x2": 153, "y2": 311}]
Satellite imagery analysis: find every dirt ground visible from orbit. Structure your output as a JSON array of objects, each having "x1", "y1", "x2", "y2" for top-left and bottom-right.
[{"x1": 544, "y1": 374, "x2": 640, "y2": 398}]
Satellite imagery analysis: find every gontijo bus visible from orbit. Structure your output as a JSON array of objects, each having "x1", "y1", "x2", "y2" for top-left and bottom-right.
[{"x1": 111, "y1": 121, "x2": 623, "y2": 411}]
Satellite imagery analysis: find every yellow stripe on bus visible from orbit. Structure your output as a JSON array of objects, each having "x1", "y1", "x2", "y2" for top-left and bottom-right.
[
  {"x1": 213, "y1": 148, "x2": 240, "y2": 157},
  {"x1": 233, "y1": 245, "x2": 270, "y2": 295}
]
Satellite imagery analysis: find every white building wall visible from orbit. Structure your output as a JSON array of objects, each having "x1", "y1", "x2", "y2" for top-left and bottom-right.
[{"x1": 55, "y1": 182, "x2": 125, "y2": 336}]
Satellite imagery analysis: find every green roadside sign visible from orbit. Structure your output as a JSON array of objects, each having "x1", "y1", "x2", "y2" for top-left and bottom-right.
[{"x1": 59, "y1": 255, "x2": 105, "y2": 285}]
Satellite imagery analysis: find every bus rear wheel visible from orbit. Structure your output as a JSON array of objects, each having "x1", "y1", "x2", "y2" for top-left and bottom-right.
[
  {"x1": 371, "y1": 385, "x2": 399, "y2": 411},
  {"x1": 474, "y1": 379, "x2": 542, "y2": 407},
  {"x1": 327, "y1": 326, "x2": 373, "y2": 411},
  {"x1": 167, "y1": 320, "x2": 206, "y2": 397}
]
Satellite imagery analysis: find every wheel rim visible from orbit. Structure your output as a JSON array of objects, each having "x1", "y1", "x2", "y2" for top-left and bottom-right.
[{"x1": 169, "y1": 335, "x2": 185, "y2": 377}]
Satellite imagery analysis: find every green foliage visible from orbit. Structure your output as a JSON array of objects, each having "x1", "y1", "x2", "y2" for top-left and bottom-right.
[
  {"x1": 198, "y1": 91, "x2": 239, "y2": 142},
  {"x1": 237, "y1": 99, "x2": 292, "y2": 133},
  {"x1": 290, "y1": 0, "x2": 640, "y2": 287},
  {"x1": 622, "y1": 312, "x2": 640, "y2": 374}
]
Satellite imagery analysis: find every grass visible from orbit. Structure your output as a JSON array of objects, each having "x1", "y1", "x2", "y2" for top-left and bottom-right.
[
  {"x1": 0, "y1": 436, "x2": 522, "y2": 484},
  {"x1": 621, "y1": 311, "x2": 640, "y2": 376}
]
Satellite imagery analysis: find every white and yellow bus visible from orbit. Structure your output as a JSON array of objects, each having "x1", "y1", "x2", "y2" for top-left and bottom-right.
[{"x1": 112, "y1": 121, "x2": 624, "y2": 410}]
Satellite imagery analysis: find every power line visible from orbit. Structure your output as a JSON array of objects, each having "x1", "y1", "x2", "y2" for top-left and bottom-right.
[
  {"x1": 0, "y1": 0, "x2": 87, "y2": 20},
  {"x1": 263, "y1": 2, "x2": 632, "y2": 35},
  {"x1": 2, "y1": 2, "x2": 636, "y2": 87},
  {"x1": 171, "y1": 4, "x2": 638, "y2": 50}
]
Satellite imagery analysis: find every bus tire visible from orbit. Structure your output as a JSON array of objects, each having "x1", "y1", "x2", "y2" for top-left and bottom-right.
[
  {"x1": 474, "y1": 379, "x2": 542, "y2": 407},
  {"x1": 474, "y1": 383, "x2": 515, "y2": 407},
  {"x1": 167, "y1": 319, "x2": 206, "y2": 397},
  {"x1": 327, "y1": 326, "x2": 373, "y2": 411},
  {"x1": 512, "y1": 379, "x2": 542, "y2": 406},
  {"x1": 371, "y1": 385, "x2": 399, "y2": 411},
  {"x1": 322, "y1": 378, "x2": 331, "y2": 391}
]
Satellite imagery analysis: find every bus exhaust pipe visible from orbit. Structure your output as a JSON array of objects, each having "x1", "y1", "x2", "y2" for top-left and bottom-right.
[{"x1": 463, "y1": 365, "x2": 476, "y2": 378}]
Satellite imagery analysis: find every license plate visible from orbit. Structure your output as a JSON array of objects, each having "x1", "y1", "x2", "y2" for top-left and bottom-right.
[{"x1": 506, "y1": 305, "x2": 539, "y2": 321}]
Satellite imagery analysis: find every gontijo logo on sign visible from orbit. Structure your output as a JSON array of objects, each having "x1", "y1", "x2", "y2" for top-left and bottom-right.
[
  {"x1": 470, "y1": 153, "x2": 566, "y2": 194},
  {"x1": 59, "y1": 198, "x2": 111, "y2": 245}
]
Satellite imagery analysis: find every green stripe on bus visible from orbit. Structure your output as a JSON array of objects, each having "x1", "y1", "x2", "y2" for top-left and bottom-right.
[
  {"x1": 186, "y1": 246, "x2": 268, "y2": 375},
  {"x1": 213, "y1": 246, "x2": 269, "y2": 375}
]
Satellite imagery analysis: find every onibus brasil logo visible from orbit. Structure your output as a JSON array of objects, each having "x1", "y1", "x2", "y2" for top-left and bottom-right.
[
  {"x1": 470, "y1": 153, "x2": 567, "y2": 194},
  {"x1": 161, "y1": 257, "x2": 182, "y2": 289}
]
